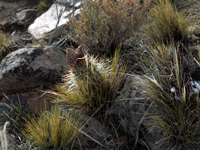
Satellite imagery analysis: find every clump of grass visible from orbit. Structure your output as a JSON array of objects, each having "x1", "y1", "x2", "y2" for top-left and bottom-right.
[
  {"x1": 181, "y1": 0, "x2": 200, "y2": 42},
  {"x1": 36, "y1": 0, "x2": 46, "y2": 11},
  {"x1": 68, "y1": 0, "x2": 150, "y2": 56},
  {"x1": 21, "y1": 106, "x2": 82, "y2": 149},
  {"x1": 53, "y1": 48, "x2": 126, "y2": 115},
  {"x1": 136, "y1": 44, "x2": 200, "y2": 149},
  {"x1": 143, "y1": 0, "x2": 190, "y2": 45}
]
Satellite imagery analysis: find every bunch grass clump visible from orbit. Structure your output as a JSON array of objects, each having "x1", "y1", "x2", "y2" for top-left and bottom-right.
[
  {"x1": 21, "y1": 106, "x2": 82, "y2": 149},
  {"x1": 0, "y1": 32, "x2": 11, "y2": 61},
  {"x1": 136, "y1": 44, "x2": 200, "y2": 149},
  {"x1": 36, "y1": 0, "x2": 47, "y2": 11},
  {"x1": 53, "y1": 49, "x2": 126, "y2": 115},
  {"x1": 68, "y1": 0, "x2": 150, "y2": 56},
  {"x1": 143, "y1": 0, "x2": 190, "y2": 45}
]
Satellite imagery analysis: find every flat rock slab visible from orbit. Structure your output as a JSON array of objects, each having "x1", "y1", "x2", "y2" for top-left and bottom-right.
[
  {"x1": 1, "y1": 91, "x2": 53, "y2": 114},
  {"x1": 0, "y1": 46, "x2": 67, "y2": 97}
]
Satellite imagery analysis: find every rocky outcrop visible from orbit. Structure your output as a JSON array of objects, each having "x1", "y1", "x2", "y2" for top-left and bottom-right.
[
  {"x1": 28, "y1": 0, "x2": 82, "y2": 38},
  {"x1": 0, "y1": 46, "x2": 67, "y2": 98}
]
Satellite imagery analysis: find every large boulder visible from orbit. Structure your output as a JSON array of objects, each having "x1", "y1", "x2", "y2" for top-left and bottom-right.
[
  {"x1": 0, "y1": 46, "x2": 67, "y2": 97},
  {"x1": 28, "y1": 0, "x2": 82, "y2": 38}
]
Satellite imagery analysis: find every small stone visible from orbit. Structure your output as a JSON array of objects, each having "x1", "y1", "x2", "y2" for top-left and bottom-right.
[{"x1": 16, "y1": 9, "x2": 36, "y2": 21}]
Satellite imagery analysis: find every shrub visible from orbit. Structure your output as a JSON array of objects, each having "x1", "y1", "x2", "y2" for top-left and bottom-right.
[
  {"x1": 136, "y1": 44, "x2": 200, "y2": 149},
  {"x1": 143, "y1": 0, "x2": 190, "y2": 45},
  {"x1": 21, "y1": 106, "x2": 82, "y2": 149},
  {"x1": 53, "y1": 48, "x2": 126, "y2": 115},
  {"x1": 68, "y1": 0, "x2": 150, "y2": 56}
]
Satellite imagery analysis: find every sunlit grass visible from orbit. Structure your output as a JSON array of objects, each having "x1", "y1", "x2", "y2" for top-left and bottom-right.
[
  {"x1": 53, "y1": 48, "x2": 126, "y2": 115},
  {"x1": 143, "y1": 0, "x2": 190, "y2": 45},
  {"x1": 21, "y1": 106, "x2": 82, "y2": 149}
]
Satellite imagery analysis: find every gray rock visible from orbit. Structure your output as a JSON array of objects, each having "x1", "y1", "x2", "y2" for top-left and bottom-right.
[
  {"x1": 0, "y1": 46, "x2": 67, "y2": 97},
  {"x1": 107, "y1": 76, "x2": 166, "y2": 150},
  {"x1": 73, "y1": 114, "x2": 111, "y2": 149},
  {"x1": 16, "y1": 9, "x2": 36, "y2": 21},
  {"x1": 28, "y1": 0, "x2": 82, "y2": 38}
]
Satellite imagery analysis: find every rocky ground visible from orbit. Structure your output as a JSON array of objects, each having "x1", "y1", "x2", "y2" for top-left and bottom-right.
[
  {"x1": 0, "y1": 0, "x2": 53, "y2": 39},
  {"x1": 0, "y1": 0, "x2": 198, "y2": 150}
]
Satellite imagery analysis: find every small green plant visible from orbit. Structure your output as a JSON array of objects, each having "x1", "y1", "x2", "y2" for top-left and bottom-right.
[
  {"x1": 37, "y1": 0, "x2": 47, "y2": 11},
  {"x1": 53, "y1": 48, "x2": 126, "y2": 115},
  {"x1": 21, "y1": 106, "x2": 82, "y2": 149},
  {"x1": 18, "y1": 140, "x2": 34, "y2": 150},
  {"x1": 143, "y1": 0, "x2": 190, "y2": 45},
  {"x1": 68, "y1": 0, "x2": 150, "y2": 56}
]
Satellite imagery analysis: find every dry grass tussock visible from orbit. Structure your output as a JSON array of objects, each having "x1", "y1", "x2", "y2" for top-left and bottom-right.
[
  {"x1": 21, "y1": 106, "x2": 82, "y2": 149},
  {"x1": 135, "y1": 43, "x2": 200, "y2": 149},
  {"x1": 143, "y1": 0, "x2": 190, "y2": 46}
]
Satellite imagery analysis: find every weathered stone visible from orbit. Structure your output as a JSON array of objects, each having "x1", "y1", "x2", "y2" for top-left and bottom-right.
[
  {"x1": 16, "y1": 9, "x2": 36, "y2": 21},
  {"x1": 28, "y1": 0, "x2": 82, "y2": 38},
  {"x1": 0, "y1": 46, "x2": 67, "y2": 97},
  {"x1": 1, "y1": 91, "x2": 53, "y2": 114},
  {"x1": 73, "y1": 114, "x2": 111, "y2": 149},
  {"x1": 107, "y1": 76, "x2": 165, "y2": 150}
]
